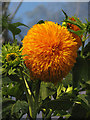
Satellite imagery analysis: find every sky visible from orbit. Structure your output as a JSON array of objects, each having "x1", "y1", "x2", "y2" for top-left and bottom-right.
[
  {"x1": 8, "y1": 2, "x2": 88, "y2": 24},
  {"x1": 7, "y1": 1, "x2": 89, "y2": 42}
]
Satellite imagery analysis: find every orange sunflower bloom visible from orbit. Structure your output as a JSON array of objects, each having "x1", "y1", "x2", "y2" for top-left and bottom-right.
[
  {"x1": 67, "y1": 17, "x2": 82, "y2": 48},
  {"x1": 21, "y1": 21, "x2": 77, "y2": 84}
]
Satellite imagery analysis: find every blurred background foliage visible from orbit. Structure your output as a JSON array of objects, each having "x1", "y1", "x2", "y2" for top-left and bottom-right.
[{"x1": 1, "y1": 1, "x2": 90, "y2": 120}]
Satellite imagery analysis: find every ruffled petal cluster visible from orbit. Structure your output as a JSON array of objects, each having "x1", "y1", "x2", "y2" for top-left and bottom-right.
[{"x1": 21, "y1": 21, "x2": 77, "y2": 83}]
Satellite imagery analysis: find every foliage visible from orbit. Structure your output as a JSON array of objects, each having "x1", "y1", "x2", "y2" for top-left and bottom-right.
[
  {"x1": 1, "y1": 10, "x2": 90, "y2": 120},
  {"x1": 2, "y1": 15, "x2": 29, "y2": 41}
]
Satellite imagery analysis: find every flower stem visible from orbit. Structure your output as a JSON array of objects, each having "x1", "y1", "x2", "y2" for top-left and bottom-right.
[
  {"x1": 34, "y1": 80, "x2": 41, "y2": 118},
  {"x1": 13, "y1": 34, "x2": 15, "y2": 42},
  {"x1": 80, "y1": 32, "x2": 87, "y2": 57},
  {"x1": 24, "y1": 77, "x2": 33, "y2": 118},
  {"x1": 80, "y1": 41, "x2": 85, "y2": 57},
  {"x1": 21, "y1": 70, "x2": 34, "y2": 119}
]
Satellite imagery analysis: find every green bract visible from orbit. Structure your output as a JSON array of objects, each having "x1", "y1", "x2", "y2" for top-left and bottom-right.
[{"x1": 2, "y1": 42, "x2": 23, "y2": 75}]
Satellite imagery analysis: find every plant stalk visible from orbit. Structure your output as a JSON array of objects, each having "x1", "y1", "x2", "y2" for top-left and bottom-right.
[
  {"x1": 20, "y1": 69, "x2": 34, "y2": 119},
  {"x1": 80, "y1": 32, "x2": 87, "y2": 57},
  {"x1": 24, "y1": 77, "x2": 33, "y2": 118},
  {"x1": 34, "y1": 80, "x2": 41, "y2": 118}
]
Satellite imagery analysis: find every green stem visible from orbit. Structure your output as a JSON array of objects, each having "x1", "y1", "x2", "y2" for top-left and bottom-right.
[
  {"x1": 20, "y1": 65, "x2": 41, "y2": 119},
  {"x1": 35, "y1": 80, "x2": 41, "y2": 103},
  {"x1": 24, "y1": 77, "x2": 33, "y2": 117},
  {"x1": 34, "y1": 80, "x2": 41, "y2": 118},
  {"x1": 13, "y1": 33, "x2": 18, "y2": 45},
  {"x1": 20, "y1": 69, "x2": 34, "y2": 119},
  {"x1": 13, "y1": 34, "x2": 15, "y2": 41},
  {"x1": 80, "y1": 41, "x2": 85, "y2": 57},
  {"x1": 80, "y1": 32, "x2": 87, "y2": 57},
  {"x1": 24, "y1": 77, "x2": 32, "y2": 96}
]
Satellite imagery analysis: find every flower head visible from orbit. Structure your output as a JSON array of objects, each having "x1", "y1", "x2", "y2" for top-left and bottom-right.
[
  {"x1": 6, "y1": 53, "x2": 18, "y2": 64},
  {"x1": 66, "y1": 17, "x2": 82, "y2": 48},
  {"x1": 21, "y1": 21, "x2": 77, "y2": 83},
  {"x1": 2, "y1": 43, "x2": 21, "y2": 68}
]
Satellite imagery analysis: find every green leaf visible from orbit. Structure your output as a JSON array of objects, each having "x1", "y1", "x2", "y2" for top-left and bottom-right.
[
  {"x1": 63, "y1": 19, "x2": 83, "y2": 29},
  {"x1": 78, "y1": 94, "x2": 89, "y2": 106},
  {"x1": 41, "y1": 94, "x2": 73, "y2": 111},
  {"x1": 68, "y1": 29, "x2": 85, "y2": 36},
  {"x1": 3, "y1": 98, "x2": 16, "y2": 107},
  {"x1": 53, "y1": 110, "x2": 67, "y2": 117},
  {"x1": 8, "y1": 24, "x2": 21, "y2": 35},
  {"x1": 2, "y1": 83, "x2": 14, "y2": 96},
  {"x1": 40, "y1": 82, "x2": 56, "y2": 100},
  {"x1": 8, "y1": 68, "x2": 16, "y2": 75},
  {"x1": 2, "y1": 76, "x2": 13, "y2": 85},
  {"x1": 2, "y1": 98, "x2": 16, "y2": 119},
  {"x1": 12, "y1": 22, "x2": 29, "y2": 28},
  {"x1": 66, "y1": 85, "x2": 73, "y2": 93},
  {"x1": 71, "y1": 103, "x2": 89, "y2": 119},
  {"x1": 62, "y1": 9, "x2": 68, "y2": 20},
  {"x1": 73, "y1": 16, "x2": 85, "y2": 28},
  {"x1": 37, "y1": 20, "x2": 44, "y2": 24},
  {"x1": 84, "y1": 42, "x2": 90, "y2": 56},
  {"x1": 72, "y1": 57, "x2": 88, "y2": 89},
  {"x1": 8, "y1": 74, "x2": 21, "y2": 82},
  {"x1": 63, "y1": 72, "x2": 72, "y2": 87},
  {"x1": 8, "y1": 84, "x2": 24, "y2": 99},
  {"x1": 11, "y1": 100, "x2": 28, "y2": 119},
  {"x1": 2, "y1": 82, "x2": 25, "y2": 100},
  {"x1": 86, "y1": 81, "x2": 90, "y2": 85}
]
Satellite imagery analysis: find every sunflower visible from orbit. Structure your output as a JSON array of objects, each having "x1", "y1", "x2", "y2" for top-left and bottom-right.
[
  {"x1": 21, "y1": 21, "x2": 77, "y2": 84},
  {"x1": 66, "y1": 17, "x2": 82, "y2": 48},
  {"x1": 6, "y1": 53, "x2": 18, "y2": 64},
  {"x1": 2, "y1": 43, "x2": 21, "y2": 68}
]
